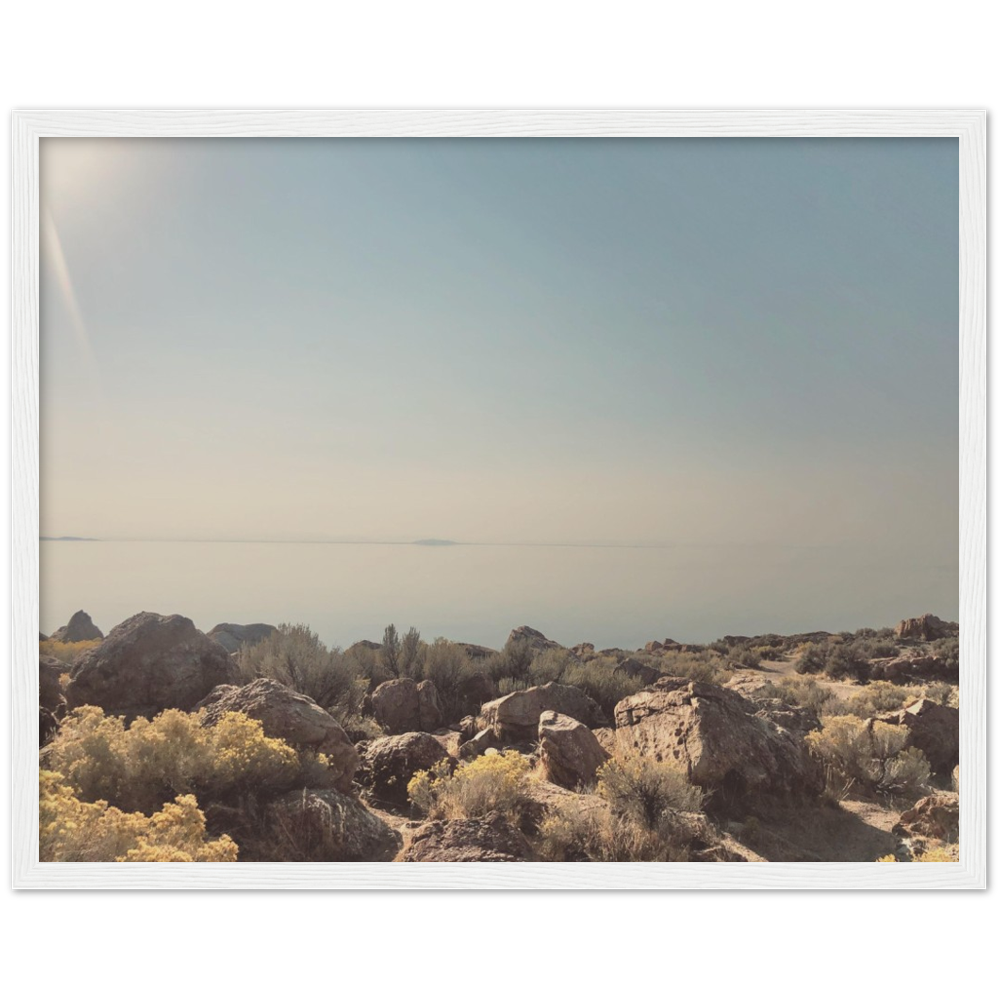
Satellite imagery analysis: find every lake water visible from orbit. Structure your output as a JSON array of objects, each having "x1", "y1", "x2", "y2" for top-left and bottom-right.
[{"x1": 40, "y1": 540, "x2": 958, "y2": 651}]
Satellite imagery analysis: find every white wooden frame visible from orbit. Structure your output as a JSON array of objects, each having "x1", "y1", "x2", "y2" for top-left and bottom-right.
[{"x1": 11, "y1": 110, "x2": 986, "y2": 889}]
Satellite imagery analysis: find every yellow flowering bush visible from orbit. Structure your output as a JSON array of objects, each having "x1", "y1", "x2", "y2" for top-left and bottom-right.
[
  {"x1": 408, "y1": 751, "x2": 530, "y2": 820},
  {"x1": 877, "y1": 846, "x2": 957, "y2": 862},
  {"x1": 40, "y1": 770, "x2": 237, "y2": 862},
  {"x1": 45, "y1": 706, "x2": 310, "y2": 814}
]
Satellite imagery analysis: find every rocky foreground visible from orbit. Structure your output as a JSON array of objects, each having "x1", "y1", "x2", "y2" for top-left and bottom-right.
[{"x1": 38, "y1": 612, "x2": 959, "y2": 863}]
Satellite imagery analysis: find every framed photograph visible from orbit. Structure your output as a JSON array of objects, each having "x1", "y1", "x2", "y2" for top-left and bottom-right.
[{"x1": 12, "y1": 110, "x2": 986, "y2": 889}]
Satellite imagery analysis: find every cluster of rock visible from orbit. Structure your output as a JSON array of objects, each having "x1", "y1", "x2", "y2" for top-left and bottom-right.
[
  {"x1": 38, "y1": 612, "x2": 961, "y2": 863},
  {"x1": 894, "y1": 613, "x2": 958, "y2": 642}
]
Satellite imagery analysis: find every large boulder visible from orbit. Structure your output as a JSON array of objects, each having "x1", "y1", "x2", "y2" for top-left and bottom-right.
[
  {"x1": 65, "y1": 612, "x2": 237, "y2": 720},
  {"x1": 264, "y1": 788, "x2": 401, "y2": 861},
  {"x1": 416, "y1": 680, "x2": 444, "y2": 731},
  {"x1": 893, "y1": 792, "x2": 959, "y2": 844},
  {"x1": 614, "y1": 678, "x2": 824, "y2": 814},
  {"x1": 894, "y1": 614, "x2": 957, "y2": 641},
  {"x1": 875, "y1": 698, "x2": 959, "y2": 776},
  {"x1": 481, "y1": 682, "x2": 603, "y2": 743},
  {"x1": 207, "y1": 622, "x2": 277, "y2": 653},
  {"x1": 615, "y1": 657, "x2": 662, "y2": 687},
  {"x1": 370, "y1": 677, "x2": 443, "y2": 735},
  {"x1": 537, "y1": 711, "x2": 609, "y2": 789},
  {"x1": 197, "y1": 678, "x2": 358, "y2": 793},
  {"x1": 399, "y1": 812, "x2": 531, "y2": 862},
  {"x1": 50, "y1": 610, "x2": 103, "y2": 643},
  {"x1": 359, "y1": 732, "x2": 455, "y2": 807},
  {"x1": 507, "y1": 625, "x2": 568, "y2": 658}
]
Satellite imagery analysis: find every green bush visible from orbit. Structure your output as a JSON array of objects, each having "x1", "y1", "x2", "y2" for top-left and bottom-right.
[
  {"x1": 40, "y1": 770, "x2": 237, "y2": 862},
  {"x1": 235, "y1": 623, "x2": 366, "y2": 727},
  {"x1": 44, "y1": 706, "x2": 327, "y2": 815}
]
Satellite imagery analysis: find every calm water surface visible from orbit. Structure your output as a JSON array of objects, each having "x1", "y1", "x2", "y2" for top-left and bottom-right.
[{"x1": 40, "y1": 541, "x2": 958, "y2": 650}]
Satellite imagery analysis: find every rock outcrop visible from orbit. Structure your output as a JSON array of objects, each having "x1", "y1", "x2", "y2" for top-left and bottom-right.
[
  {"x1": 893, "y1": 792, "x2": 959, "y2": 844},
  {"x1": 614, "y1": 678, "x2": 824, "y2": 814},
  {"x1": 66, "y1": 612, "x2": 237, "y2": 720},
  {"x1": 481, "y1": 682, "x2": 603, "y2": 743},
  {"x1": 875, "y1": 698, "x2": 959, "y2": 776},
  {"x1": 370, "y1": 677, "x2": 444, "y2": 735},
  {"x1": 894, "y1": 614, "x2": 957, "y2": 641},
  {"x1": 359, "y1": 732, "x2": 455, "y2": 807},
  {"x1": 507, "y1": 625, "x2": 568, "y2": 658},
  {"x1": 537, "y1": 711, "x2": 609, "y2": 789},
  {"x1": 868, "y1": 655, "x2": 956, "y2": 683},
  {"x1": 207, "y1": 622, "x2": 277, "y2": 653},
  {"x1": 197, "y1": 678, "x2": 358, "y2": 792},
  {"x1": 399, "y1": 813, "x2": 531, "y2": 862},
  {"x1": 265, "y1": 789, "x2": 401, "y2": 861},
  {"x1": 51, "y1": 610, "x2": 103, "y2": 643}
]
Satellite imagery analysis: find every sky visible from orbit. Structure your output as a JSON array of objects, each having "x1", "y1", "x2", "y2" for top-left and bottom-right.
[{"x1": 40, "y1": 137, "x2": 958, "y2": 557}]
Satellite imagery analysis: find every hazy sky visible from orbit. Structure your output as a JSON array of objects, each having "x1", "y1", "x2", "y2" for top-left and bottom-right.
[{"x1": 40, "y1": 137, "x2": 958, "y2": 557}]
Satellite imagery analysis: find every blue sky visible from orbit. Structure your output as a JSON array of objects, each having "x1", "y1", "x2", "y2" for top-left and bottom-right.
[{"x1": 40, "y1": 137, "x2": 958, "y2": 554}]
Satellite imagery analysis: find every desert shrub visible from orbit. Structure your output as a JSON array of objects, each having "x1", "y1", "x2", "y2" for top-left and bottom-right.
[
  {"x1": 408, "y1": 751, "x2": 531, "y2": 820},
  {"x1": 537, "y1": 753, "x2": 702, "y2": 862},
  {"x1": 847, "y1": 681, "x2": 921, "y2": 718},
  {"x1": 527, "y1": 647, "x2": 577, "y2": 685},
  {"x1": 497, "y1": 676, "x2": 529, "y2": 695},
  {"x1": 824, "y1": 643, "x2": 870, "y2": 680},
  {"x1": 923, "y1": 681, "x2": 958, "y2": 708},
  {"x1": 419, "y1": 639, "x2": 491, "y2": 721},
  {"x1": 754, "y1": 676, "x2": 846, "y2": 716},
  {"x1": 40, "y1": 770, "x2": 237, "y2": 862},
  {"x1": 805, "y1": 715, "x2": 931, "y2": 801},
  {"x1": 45, "y1": 706, "x2": 324, "y2": 815},
  {"x1": 536, "y1": 796, "x2": 697, "y2": 862},
  {"x1": 729, "y1": 645, "x2": 761, "y2": 669},
  {"x1": 658, "y1": 649, "x2": 730, "y2": 685},
  {"x1": 398, "y1": 626, "x2": 424, "y2": 677},
  {"x1": 482, "y1": 640, "x2": 535, "y2": 687},
  {"x1": 929, "y1": 636, "x2": 959, "y2": 673},
  {"x1": 39, "y1": 638, "x2": 101, "y2": 665},
  {"x1": 235, "y1": 623, "x2": 366, "y2": 726},
  {"x1": 877, "y1": 846, "x2": 957, "y2": 862},
  {"x1": 597, "y1": 751, "x2": 702, "y2": 828},
  {"x1": 562, "y1": 657, "x2": 642, "y2": 718},
  {"x1": 795, "y1": 642, "x2": 829, "y2": 675}
]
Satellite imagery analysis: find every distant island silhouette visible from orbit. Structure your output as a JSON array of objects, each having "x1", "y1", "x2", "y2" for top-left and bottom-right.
[
  {"x1": 40, "y1": 536, "x2": 99, "y2": 542},
  {"x1": 411, "y1": 538, "x2": 459, "y2": 546}
]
